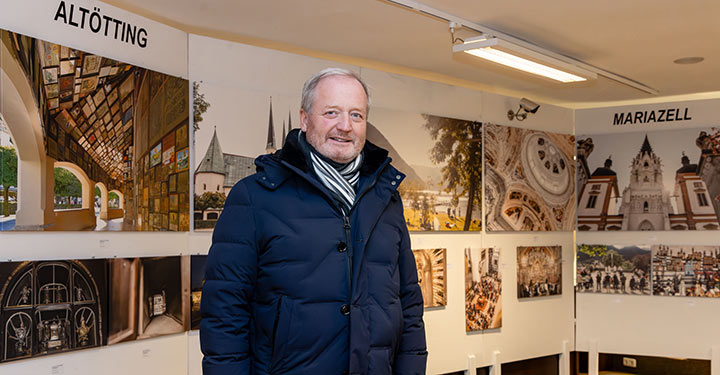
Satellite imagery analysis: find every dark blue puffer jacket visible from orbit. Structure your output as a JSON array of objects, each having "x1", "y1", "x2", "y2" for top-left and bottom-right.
[{"x1": 200, "y1": 130, "x2": 427, "y2": 374}]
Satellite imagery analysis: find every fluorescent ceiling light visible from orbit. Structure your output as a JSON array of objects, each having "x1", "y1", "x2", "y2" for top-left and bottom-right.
[{"x1": 453, "y1": 37, "x2": 597, "y2": 83}]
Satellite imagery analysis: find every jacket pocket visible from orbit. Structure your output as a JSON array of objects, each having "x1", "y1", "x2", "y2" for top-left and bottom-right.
[{"x1": 269, "y1": 295, "x2": 292, "y2": 373}]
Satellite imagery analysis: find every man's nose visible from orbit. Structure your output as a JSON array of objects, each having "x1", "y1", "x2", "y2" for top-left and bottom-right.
[{"x1": 335, "y1": 113, "x2": 353, "y2": 131}]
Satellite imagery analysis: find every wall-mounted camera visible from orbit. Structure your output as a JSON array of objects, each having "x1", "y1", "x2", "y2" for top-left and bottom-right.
[{"x1": 508, "y1": 98, "x2": 540, "y2": 121}]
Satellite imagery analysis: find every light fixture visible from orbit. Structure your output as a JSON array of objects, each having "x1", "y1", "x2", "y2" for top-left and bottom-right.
[{"x1": 453, "y1": 36, "x2": 597, "y2": 83}]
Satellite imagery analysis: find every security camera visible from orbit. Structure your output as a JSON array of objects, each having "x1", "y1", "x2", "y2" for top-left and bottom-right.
[
  {"x1": 519, "y1": 98, "x2": 540, "y2": 114},
  {"x1": 508, "y1": 98, "x2": 541, "y2": 121}
]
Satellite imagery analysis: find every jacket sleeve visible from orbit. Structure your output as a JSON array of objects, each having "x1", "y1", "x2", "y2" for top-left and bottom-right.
[
  {"x1": 393, "y1": 195, "x2": 428, "y2": 375},
  {"x1": 200, "y1": 181, "x2": 258, "y2": 374}
]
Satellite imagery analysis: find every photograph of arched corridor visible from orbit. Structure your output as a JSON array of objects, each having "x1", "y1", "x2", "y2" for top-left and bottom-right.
[{"x1": 0, "y1": 29, "x2": 190, "y2": 231}]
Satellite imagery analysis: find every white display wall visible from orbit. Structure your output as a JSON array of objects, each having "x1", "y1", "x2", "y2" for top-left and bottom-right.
[
  {"x1": 1, "y1": 2, "x2": 576, "y2": 374},
  {"x1": 575, "y1": 99, "x2": 720, "y2": 374}
]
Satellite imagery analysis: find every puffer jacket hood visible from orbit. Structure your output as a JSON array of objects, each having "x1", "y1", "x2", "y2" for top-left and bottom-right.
[{"x1": 201, "y1": 129, "x2": 427, "y2": 375}]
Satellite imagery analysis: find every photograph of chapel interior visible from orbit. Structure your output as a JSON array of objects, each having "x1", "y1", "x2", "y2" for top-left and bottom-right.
[{"x1": 2, "y1": 0, "x2": 720, "y2": 375}]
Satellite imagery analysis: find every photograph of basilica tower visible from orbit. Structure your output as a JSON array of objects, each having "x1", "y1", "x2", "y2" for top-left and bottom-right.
[{"x1": 576, "y1": 128, "x2": 720, "y2": 231}]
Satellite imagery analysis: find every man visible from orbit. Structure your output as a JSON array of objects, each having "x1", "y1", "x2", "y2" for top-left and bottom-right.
[{"x1": 200, "y1": 68, "x2": 427, "y2": 374}]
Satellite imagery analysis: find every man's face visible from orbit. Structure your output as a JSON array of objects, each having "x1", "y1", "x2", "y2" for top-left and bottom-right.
[{"x1": 300, "y1": 75, "x2": 367, "y2": 164}]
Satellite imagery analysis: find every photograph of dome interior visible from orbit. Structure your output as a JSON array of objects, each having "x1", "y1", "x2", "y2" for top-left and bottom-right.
[
  {"x1": 484, "y1": 123, "x2": 575, "y2": 232},
  {"x1": 576, "y1": 244, "x2": 651, "y2": 295},
  {"x1": 464, "y1": 247, "x2": 502, "y2": 331},
  {"x1": 652, "y1": 245, "x2": 720, "y2": 298},
  {"x1": 576, "y1": 128, "x2": 720, "y2": 231},
  {"x1": 0, "y1": 259, "x2": 107, "y2": 362},
  {"x1": 0, "y1": 29, "x2": 189, "y2": 231},
  {"x1": 516, "y1": 246, "x2": 562, "y2": 298},
  {"x1": 412, "y1": 248, "x2": 447, "y2": 308}
]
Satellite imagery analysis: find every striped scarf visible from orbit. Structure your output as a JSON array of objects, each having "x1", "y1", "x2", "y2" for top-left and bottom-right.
[{"x1": 308, "y1": 147, "x2": 363, "y2": 214}]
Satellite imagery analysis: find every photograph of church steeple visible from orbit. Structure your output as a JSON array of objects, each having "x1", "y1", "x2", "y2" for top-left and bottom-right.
[
  {"x1": 194, "y1": 96, "x2": 292, "y2": 229},
  {"x1": 576, "y1": 128, "x2": 720, "y2": 231}
]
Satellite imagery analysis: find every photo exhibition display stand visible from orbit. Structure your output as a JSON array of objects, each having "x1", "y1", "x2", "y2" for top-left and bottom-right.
[
  {"x1": 575, "y1": 99, "x2": 720, "y2": 367},
  {"x1": 0, "y1": 1, "x2": 718, "y2": 374}
]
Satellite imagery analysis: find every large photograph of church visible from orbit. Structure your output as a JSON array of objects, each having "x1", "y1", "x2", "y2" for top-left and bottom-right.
[
  {"x1": 191, "y1": 83, "x2": 483, "y2": 231},
  {"x1": 576, "y1": 244, "x2": 651, "y2": 295},
  {"x1": 464, "y1": 247, "x2": 502, "y2": 331},
  {"x1": 576, "y1": 128, "x2": 720, "y2": 231},
  {"x1": 652, "y1": 245, "x2": 720, "y2": 298},
  {"x1": 0, "y1": 29, "x2": 190, "y2": 232},
  {"x1": 0, "y1": 259, "x2": 107, "y2": 362},
  {"x1": 484, "y1": 123, "x2": 575, "y2": 232},
  {"x1": 516, "y1": 246, "x2": 562, "y2": 298}
]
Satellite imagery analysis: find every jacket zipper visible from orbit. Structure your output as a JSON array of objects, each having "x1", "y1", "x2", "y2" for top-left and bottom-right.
[
  {"x1": 343, "y1": 215, "x2": 353, "y2": 291},
  {"x1": 278, "y1": 159, "x2": 392, "y2": 295}
]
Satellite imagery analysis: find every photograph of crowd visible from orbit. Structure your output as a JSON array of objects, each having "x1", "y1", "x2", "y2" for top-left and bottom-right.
[
  {"x1": 464, "y1": 247, "x2": 501, "y2": 331},
  {"x1": 652, "y1": 245, "x2": 720, "y2": 298},
  {"x1": 517, "y1": 246, "x2": 562, "y2": 298},
  {"x1": 484, "y1": 123, "x2": 575, "y2": 232},
  {"x1": 413, "y1": 248, "x2": 447, "y2": 308},
  {"x1": 576, "y1": 244, "x2": 651, "y2": 295}
]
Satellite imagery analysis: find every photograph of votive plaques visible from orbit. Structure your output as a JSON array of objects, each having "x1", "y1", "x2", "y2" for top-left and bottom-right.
[
  {"x1": 108, "y1": 256, "x2": 189, "y2": 344},
  {"x1": 0, "y1": 259, "x2": 107, "y2": 362},
  {"x1": 0, "y1": 28, "x2": 190, "y2": 232},
  {"x1": 517, "y1": 246, "x2": 562, "y2": 298},
  {"x1": 484, "y1": 123, "x2": 575, "y2": 231},
  {"x1": 464, "y1": 247, "x2": 502, "y2": 331},
  {"x1": 412, "y1": 249, "x2": 447, "y2": 308},
  {"x1": 576, "y1": 244, "x2": 651, "y2": 295}
]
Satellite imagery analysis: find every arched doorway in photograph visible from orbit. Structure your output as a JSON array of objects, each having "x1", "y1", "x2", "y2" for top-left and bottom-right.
[
  {"x1": 1, "y1": 38, "x2": 52, "y2": 231},
  {"x1": 52, "y1": 161, "x2": 95, "y2": 231}
]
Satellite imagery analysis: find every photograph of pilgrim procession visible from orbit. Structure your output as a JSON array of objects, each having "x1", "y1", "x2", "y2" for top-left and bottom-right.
[
  {"x1": 0, "y1": 29, "x2": 190, "y2": 231},
  {"x1": 464, "y1": 247, "x2": 502, "y2": 331},
  {"x1": 652, "y1": 245, "x2": 720, "y2": 298},
  {"x1": 412, "y1": 249, "x2": 447, "y2": 308},
  {"x1": 484, "y1": 123, "x2": 575, "y2": 232},
  {"x1": 516, "y1": 246, "x2": 562, "y2": 298},
  {"x1": 576, "y1": 127, "x2": 720, "y2": 231},
  {"x1": 576, "y1": 244, "x2": 651, "y2": 295}
]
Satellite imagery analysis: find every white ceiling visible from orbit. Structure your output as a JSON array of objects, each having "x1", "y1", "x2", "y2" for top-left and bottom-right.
[{"x1": 103, "y1": 0, "x2": 720, "y2": 108}]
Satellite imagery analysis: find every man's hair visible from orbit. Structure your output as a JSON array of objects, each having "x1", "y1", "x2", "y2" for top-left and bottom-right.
[{"x1": 301, "y1": 67, "x2": 371, "y2": 116}]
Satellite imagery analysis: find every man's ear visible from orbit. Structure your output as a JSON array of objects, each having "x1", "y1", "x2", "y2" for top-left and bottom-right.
[{"x1": 299, "y1": 109, "x2": 309, "y2": 132}]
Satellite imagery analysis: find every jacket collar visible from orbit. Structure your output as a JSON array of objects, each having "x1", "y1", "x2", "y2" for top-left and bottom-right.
[{"x1": 276, "y1": 129, "x2": 389, "y2": 176}]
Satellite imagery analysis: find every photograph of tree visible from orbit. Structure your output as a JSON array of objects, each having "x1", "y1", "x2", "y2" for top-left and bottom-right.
[
  {"x1": 0, "y1": 29, "x2": 189, "y2": 231},
  {"x1": 484, "y1": 123, "x2": 575, "y2": 231},
  {"x1": 517, "y1": 246, "x2": 562, "y2": 298},
  {"x1": 464, "y1": 247, "x2": 501, "y2": 331},
  {"x1": 576, "y1": 128, "x2": 720, "y2": 231},
  {"x1": 652, "y1": 245, "x2": 720, "y2": 298},
  {"x1": 576, "y1": 244, "x2": 651, "y2": 295},
  {"x1": 412, "y1": 248, "x2": 447, "y2": 308},
  {"x1": 0, "y1": 259, "x2": 108, "y2": 362},
  {"x1": 371, "y1": 108, "x2": 482, "y2": 231}
]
